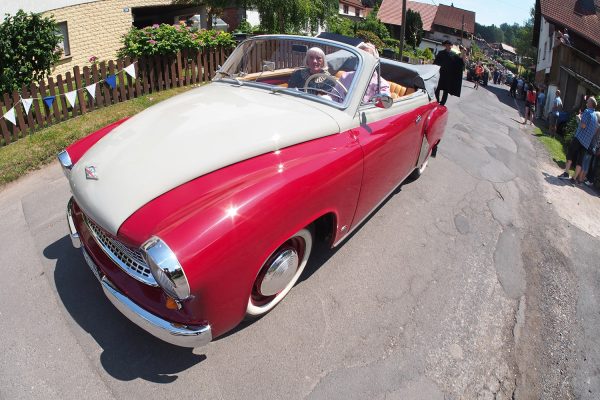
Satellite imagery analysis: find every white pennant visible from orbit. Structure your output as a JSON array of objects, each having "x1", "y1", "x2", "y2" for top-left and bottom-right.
[
  {"x1": 85, "y1": 83, "x2": 97, "y2": 99},
  {"x1": 124, "y1": 63, "x2": 136, "y2": 79},
  {"x1": 65, "y1": 90, "x2": 78, "y2": 108},
  {"x1": 21, "y1": 98, "x2": 33, "y2": 115},
  {"x1": 3, "y1": 107, "x2": 16, "y2": 125}
]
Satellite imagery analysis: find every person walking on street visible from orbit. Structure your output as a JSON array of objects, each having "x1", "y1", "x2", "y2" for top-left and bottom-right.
[
  {"x1": 536, "y1": 88, "x2": 546, "y2": 119},
  {"x1": 524, "y1": 85, "x2": 537, "y2": 125},
  {"x1": 558, "y1": 97, "x2": 598, "y2": 184},
  {"x1": 510, "y1": 77, "x2": 518, "y2": 97},
  {"x1": 549, "y1": 90, "x2": 563, "y2": 137},
  {"x1": 434, "y1": 40, "x2": 468, "y2": 106},
  {"x1": 474, "y1": 63, "x2": 483, "y2": 90}
]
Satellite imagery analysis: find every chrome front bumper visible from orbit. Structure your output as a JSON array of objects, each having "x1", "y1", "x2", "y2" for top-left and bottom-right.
[{"x1": 67, "y1": 200, "x2": 212, "y2": 348}]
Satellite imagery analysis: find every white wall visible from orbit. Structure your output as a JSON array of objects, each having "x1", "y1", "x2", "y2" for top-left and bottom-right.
[
  {"x1": 338, "y1": 4, "x2": 362, "y2": 18},
  {"x1": 1, "y1": 0, "x2": 98, "y2": 16},
  {"x1": 536, "y1": 16, "x2": 555, "y2": 73},
  {"x1": 246, "y1": 8, "x2": 260, "y2": 27},
  {"x1": 428, "y1": 31, "x2": 472, "y2": 49}
]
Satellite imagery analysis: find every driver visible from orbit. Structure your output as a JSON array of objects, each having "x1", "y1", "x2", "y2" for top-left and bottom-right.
[{"x1": 287, "y1": 47, "x2": 333, "y2": 95}]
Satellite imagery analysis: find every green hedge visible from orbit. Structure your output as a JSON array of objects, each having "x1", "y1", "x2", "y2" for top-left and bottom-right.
[{"x1": 118, "y1": 24, "x2": 235, "y2": 58}]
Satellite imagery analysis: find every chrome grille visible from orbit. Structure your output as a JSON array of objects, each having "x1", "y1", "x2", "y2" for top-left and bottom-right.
[{"x1": 83, "y1": 215, "x2": 157, "y2": 286}]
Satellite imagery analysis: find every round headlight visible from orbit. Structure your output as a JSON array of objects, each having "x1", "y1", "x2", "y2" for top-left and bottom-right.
[{"x1": 141, "y1": 236, "x2": 190, "y2": 300}]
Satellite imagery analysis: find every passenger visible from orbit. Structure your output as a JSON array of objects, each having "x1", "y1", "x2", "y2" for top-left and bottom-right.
[
  {"x1": 288, "y1": 47, "x2": 331, "y2": 94},
  {"x1": 336, "y1": 42, "x2": 391, "y2": 103}
]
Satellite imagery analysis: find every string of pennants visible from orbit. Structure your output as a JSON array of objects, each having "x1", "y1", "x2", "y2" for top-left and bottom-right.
[{"x1": 1, "y1": 63, "x2": 137, "y2": 126}]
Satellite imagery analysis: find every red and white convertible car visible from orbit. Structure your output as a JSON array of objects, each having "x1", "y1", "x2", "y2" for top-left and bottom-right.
[{"x1": 59, "y1": 35, "x2": 447, "y2": 347}]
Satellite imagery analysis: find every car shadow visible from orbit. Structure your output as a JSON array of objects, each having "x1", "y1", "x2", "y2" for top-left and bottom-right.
[
  {"x1": 44, "y1": 236, "x2": 206, "y2": 383},
  {"x1": 218, "y1": 182, "x2": 409, "y2": 341},
  {"x1": 483, "y1": 84, "x2": 522, "y2": 113}
]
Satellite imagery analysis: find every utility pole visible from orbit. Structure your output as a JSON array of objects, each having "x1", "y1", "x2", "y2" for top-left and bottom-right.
[{"x1": 399, "y1": 0, "x2": 407, "y2": 60}]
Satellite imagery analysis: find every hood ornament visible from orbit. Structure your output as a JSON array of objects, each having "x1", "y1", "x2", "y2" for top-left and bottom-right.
[{"x1": 85, "y1": 166, "x2": 98, "y2": 180}]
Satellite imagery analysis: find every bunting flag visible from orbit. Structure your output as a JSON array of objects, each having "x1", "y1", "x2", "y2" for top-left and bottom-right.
[
  {"x1": 21, "y1": 98, "x2": 33, "y2": 115},
  {"x1": 1, "y1": 62, "x2": 137, "y2": 124},
  {"x1": 3, "y1": 107, "x2": 16, "y2": 125},
  {"x1": 65, "y1": 90, "x2": 78, "y2": 108},
  {"x1": 124, "y1": 64, "x2": 136, "y2": 79},
  {"x1": 43, "y1": 96, "x2": 55, "y2": 109},
  {"x1": 85, "y1": 83, "x2": 97, "y2": 100},
  {"x1": 105, "y1": 74, "x2": 116, "y2": 89}
]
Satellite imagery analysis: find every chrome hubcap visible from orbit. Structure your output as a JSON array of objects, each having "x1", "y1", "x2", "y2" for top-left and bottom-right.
[{"x1": 259, "y1": 249, "x2": 299, "y2": 296}]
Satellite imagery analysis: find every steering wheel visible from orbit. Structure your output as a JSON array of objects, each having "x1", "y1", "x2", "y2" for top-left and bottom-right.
[{"x1": 303, "y1": 73, "x2": 348, "y2": 101}]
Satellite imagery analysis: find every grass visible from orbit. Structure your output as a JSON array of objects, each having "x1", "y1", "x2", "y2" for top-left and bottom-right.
[
  {"x1": 532, "y1": 126, "x2": 567, "y2": 168},
  {"x1": 0, "y1": 85, "x2": 193, "y2": 187}
]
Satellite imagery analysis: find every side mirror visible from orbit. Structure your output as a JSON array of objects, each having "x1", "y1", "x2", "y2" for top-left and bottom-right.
[{"x1": 372, "y1": 94, "x2": 393, "y2": 109}]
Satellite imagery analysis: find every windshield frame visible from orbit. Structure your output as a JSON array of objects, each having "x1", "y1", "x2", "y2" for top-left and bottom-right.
[{"x1": 213, "y1": 35, "x2": 366, "y2": 110}]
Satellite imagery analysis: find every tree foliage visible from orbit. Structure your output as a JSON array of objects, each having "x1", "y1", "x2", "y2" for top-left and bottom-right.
[
  {"x1": 325, "y1": 15, "x2": 356, "y2": 36},
  {"x1": 0, "y1": 10, "x2": 61, "y2": 94},
  {"x1": 356, "y1": 4, "x2": 390, "y2": 40},
  {"x1": 404, "y1": 10, "x2": 423, "y2": 49},
  {"x1": 248, "y1": 0, "x2": 338, "y2": 34}
]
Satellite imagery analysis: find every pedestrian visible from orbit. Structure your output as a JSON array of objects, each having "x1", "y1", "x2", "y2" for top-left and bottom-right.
[
  {"x1": 578, "y1": 110, "x2": 600, "y2": 186},
  {"x1": 433, "y1": 40, "x2": 468, "y2": 106},
  {"x1": 558, "y1": 97, "x2": 598, "y2": 184},
  {"x1": 509, "y1": 76, "x2": 518, "y2": 97},
  {"x1": 516, "y1": 77, "x2": 524, "y2": 98},
  {"x1": 536, "y1": 88, "x2": 546, "y2": 119},
  {"x1": 524, "y1": 85, "x2": 537, "y2": 125},
  {"x1": 474, "y1": 62, "x2": 483, "y2": 90},
  {"x1": 549, "y1": 90, "x2": 563, "y2": 137}
]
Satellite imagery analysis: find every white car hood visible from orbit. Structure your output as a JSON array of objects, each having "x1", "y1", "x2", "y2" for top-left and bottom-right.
[{"x1": 70, "y1": 83, "x2": 340, "y2": 235}]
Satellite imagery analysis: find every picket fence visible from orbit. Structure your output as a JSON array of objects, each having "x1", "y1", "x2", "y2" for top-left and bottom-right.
[{"x1": 0, "y1": 47, "x2": 231, "y2": 147}]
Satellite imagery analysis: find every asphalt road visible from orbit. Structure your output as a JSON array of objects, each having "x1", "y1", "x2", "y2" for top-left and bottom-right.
[{"x1": 1, "y1": 79, "x2": 599, "y2": 400}]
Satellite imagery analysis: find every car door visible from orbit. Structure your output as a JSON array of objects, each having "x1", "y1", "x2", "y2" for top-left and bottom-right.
[{"x1": 351, "y1": 98, "x2": 427, "y2": 227}]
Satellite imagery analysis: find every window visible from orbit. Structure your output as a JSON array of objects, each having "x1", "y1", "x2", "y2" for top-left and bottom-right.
[
  {"x1": 56, "y1": 22, "x2": 70, "y2": 57},
  {"x1": 343, "y1": 4, "x2": 349, "y2": 14},
  {"x1": 355, "y1": 8, "x2": 360, "y2": 17}
]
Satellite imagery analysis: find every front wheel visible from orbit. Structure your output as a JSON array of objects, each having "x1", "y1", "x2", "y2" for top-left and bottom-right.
[{"x1": 246, "y1": 228, "x2": 313, "y2": 317}]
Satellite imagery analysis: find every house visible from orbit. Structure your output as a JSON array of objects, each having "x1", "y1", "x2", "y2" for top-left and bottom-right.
[
  {"x1": 378, "y1": 0, "x2": 475, "y2": 52},
  {"x1": 3, "y1": 0, "x2": 206, "y2": 77},
  {"x1": 339, "y1": 0, "x2": 369, "y2": 21},
  {"x1": 497, "y1": 43, "x2": 517, "y2": 61},
  {"x1": 532, "y1": 0, "x2": 600, "y2": 114}
]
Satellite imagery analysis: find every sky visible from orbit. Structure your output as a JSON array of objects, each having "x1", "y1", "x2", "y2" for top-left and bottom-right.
[{"x1": 432, "y1": 0, "x2": 536, "y2": 26}]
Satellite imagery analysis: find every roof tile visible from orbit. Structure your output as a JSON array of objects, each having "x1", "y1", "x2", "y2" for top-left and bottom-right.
[{"x1": 378, "y1": 0, "x2": 438, "y2": 32}]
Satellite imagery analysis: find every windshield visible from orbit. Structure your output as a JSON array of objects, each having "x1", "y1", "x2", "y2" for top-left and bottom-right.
[{"x1": 215, "y1": 36, "x2": 362, "y2": 107}]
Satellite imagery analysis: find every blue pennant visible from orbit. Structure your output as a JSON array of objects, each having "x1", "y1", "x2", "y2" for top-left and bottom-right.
[
  {"x1": 105, "y1": 74, "x2": 117, "y2": 89},
  {"x1": 43, "y1": 96, "x2": 55, "y2": 108}
]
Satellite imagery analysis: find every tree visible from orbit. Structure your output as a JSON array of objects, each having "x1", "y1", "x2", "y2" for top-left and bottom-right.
[
  {"x1": 0, "y1": 10, "x2": 61, "y2": 94},
  {"x1": 248, "y1": 0, "x2": 338, "y2": 34},
  {"x1": 356, "y1": 4, "x2": 390, "y2": 40},
  {"x1": 404, "y1": 9, "x2": 423, "y2": 49},
  {"x1": 326, "y1": 15, "x2": 356, "y2": 36}
]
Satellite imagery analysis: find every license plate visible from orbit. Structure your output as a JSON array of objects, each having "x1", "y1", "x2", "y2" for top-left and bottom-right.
[{"x1": 82, "y1": 248, "x2": 102, "y2": 281}]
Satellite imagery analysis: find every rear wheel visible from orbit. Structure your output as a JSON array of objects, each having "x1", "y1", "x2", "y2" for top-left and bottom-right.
[{"x1": 246, "y1": 228, "x2": 313, "y2": 317}]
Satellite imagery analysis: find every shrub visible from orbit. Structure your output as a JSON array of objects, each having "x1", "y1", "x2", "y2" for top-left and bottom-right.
[
  {"x1": 236, "y1": 19, "x2": 253, "y2": 34},
  {"x1": 422, "y1": 47, "x2": 434, "y2": 60},
  {"x1": 0, "y1": 10, "x2": 61, "y2": 94},
  {"x1": 383, "y1": 38, "x2": 400, "y2": 49},
  {"x1": 118, "y1": 23, "x2": 235, "y2": 58},
  {"x1": 326, "y1": 15, "x2": 355, "y2": 37},
  {"x1": 355, "y1": 30, "x2": 385, "y2": 50}
]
